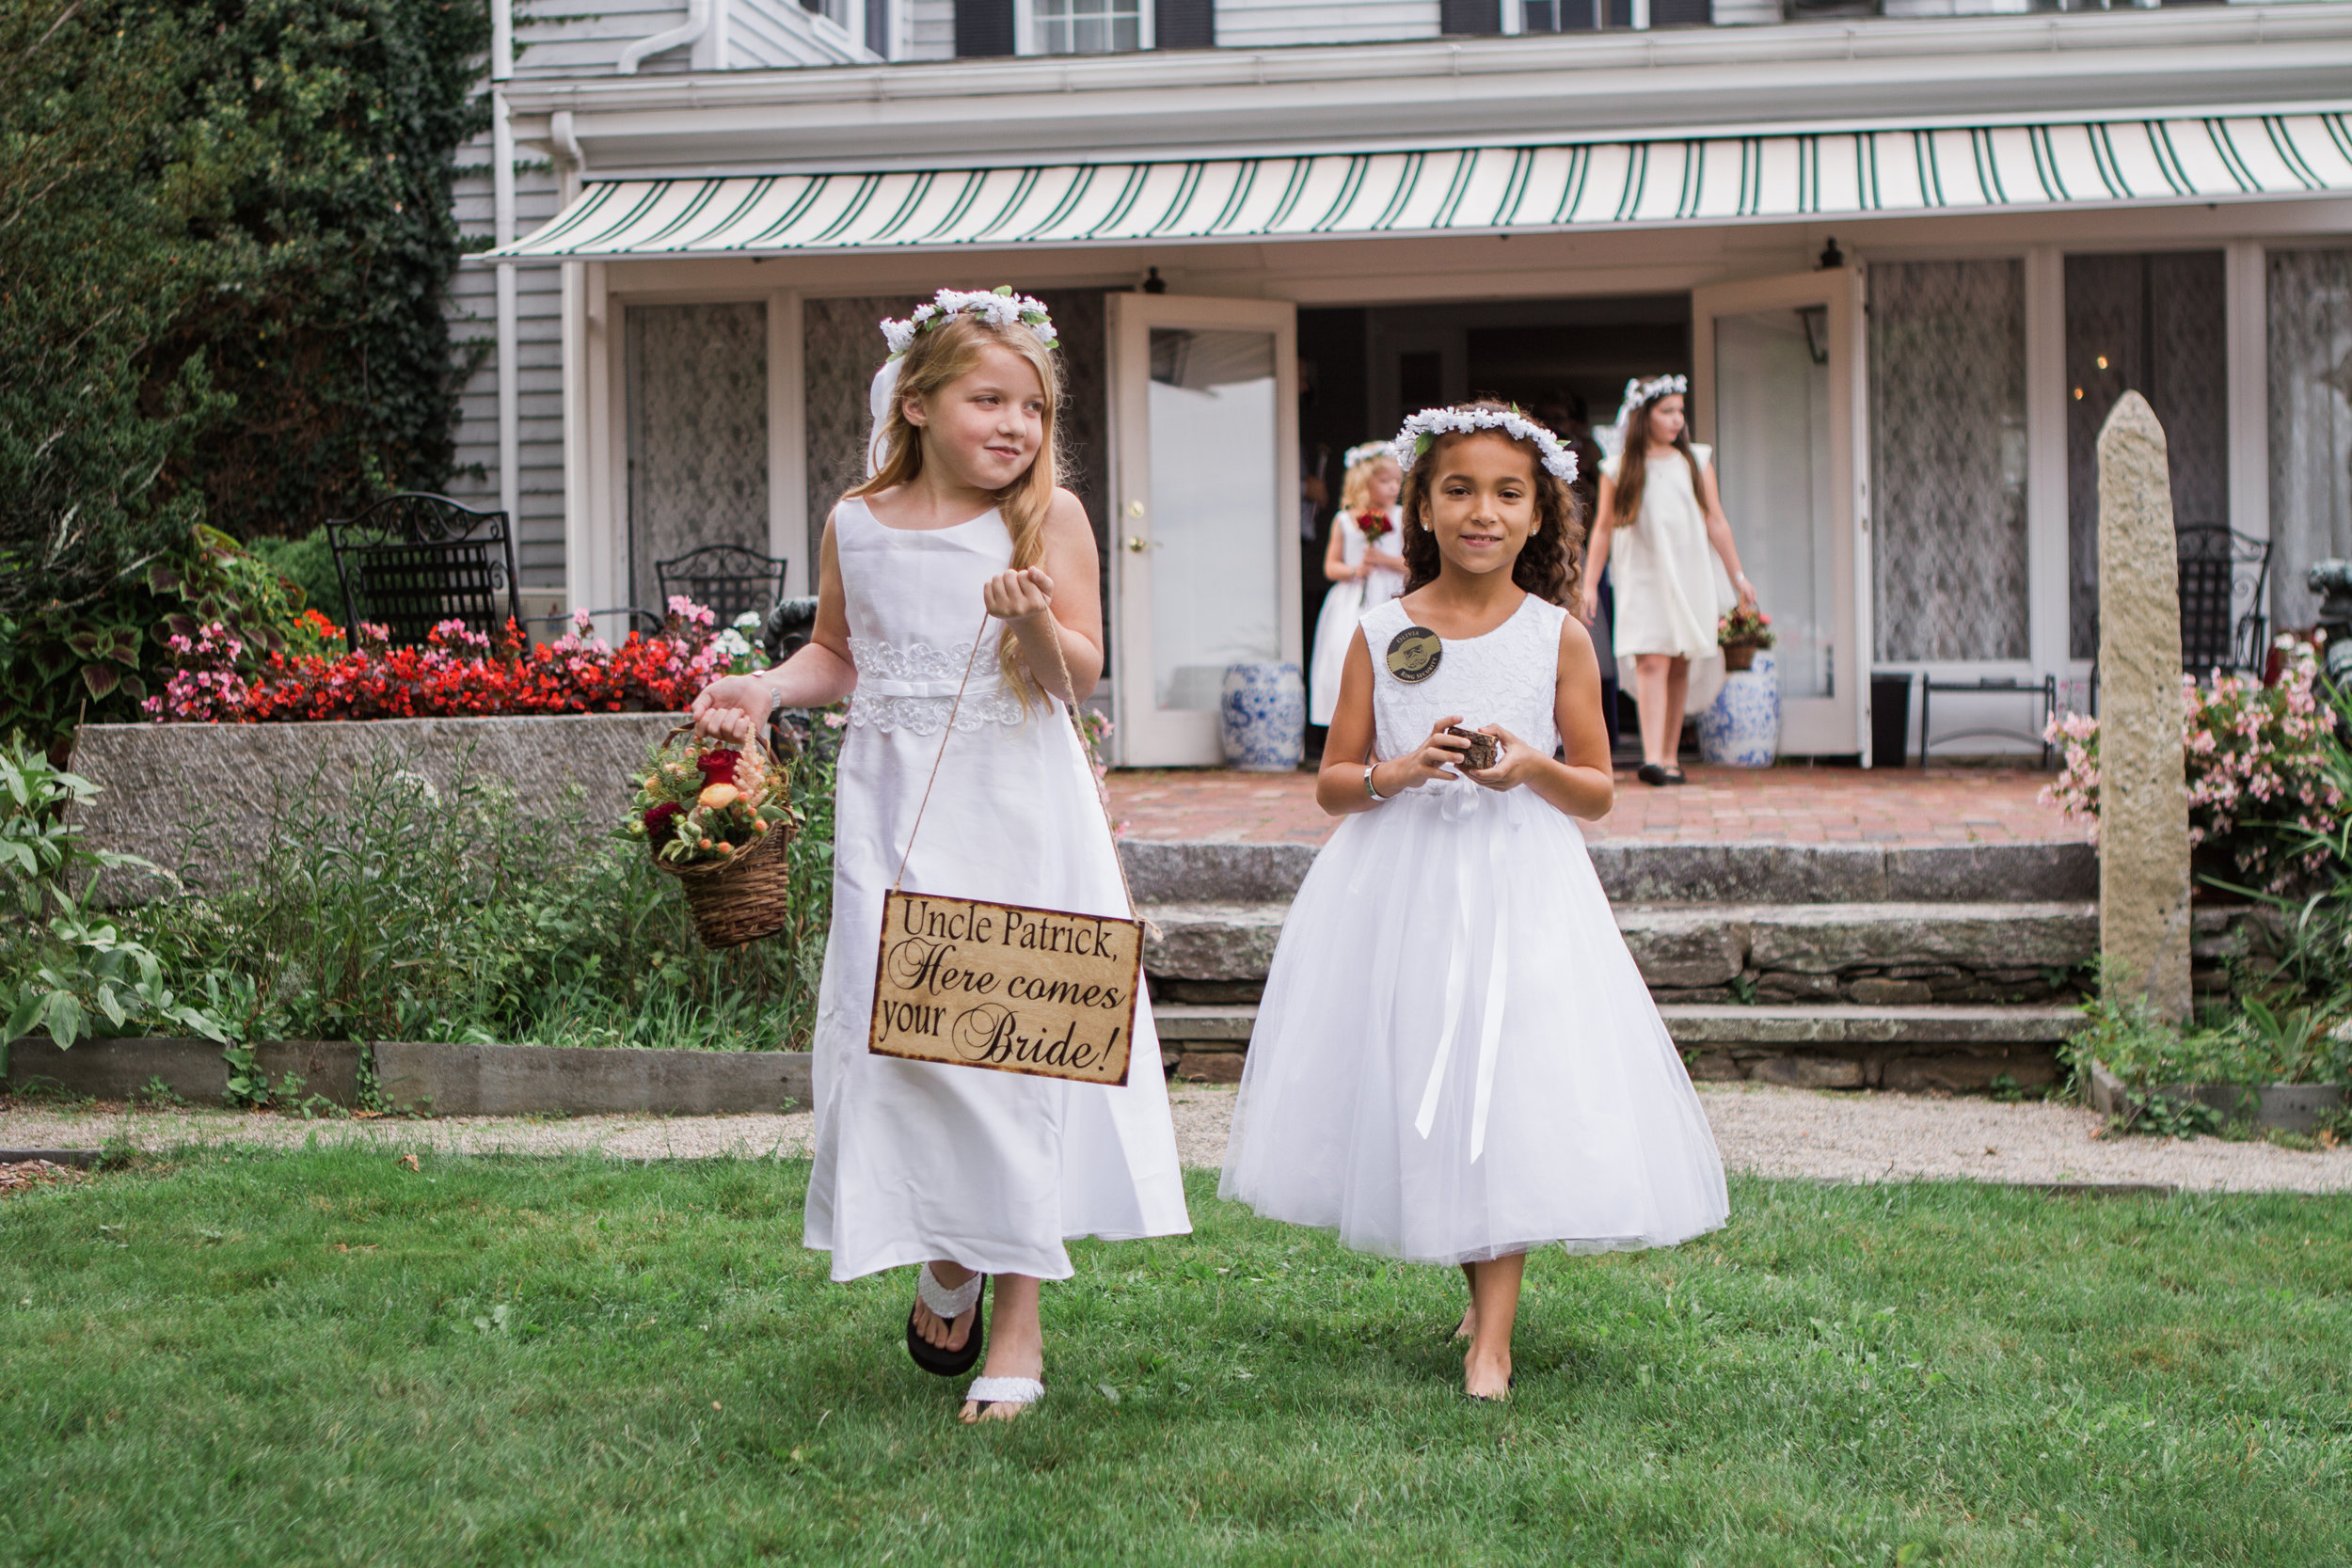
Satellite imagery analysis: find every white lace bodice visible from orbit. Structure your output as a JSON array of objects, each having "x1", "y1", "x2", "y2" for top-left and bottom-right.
[
  {"x1": 1360, "y1": 594, "x2": 1565, "y2": 794},
  {"x1": 835, "y1": 499, "x2": 1027, "y2": 735}
]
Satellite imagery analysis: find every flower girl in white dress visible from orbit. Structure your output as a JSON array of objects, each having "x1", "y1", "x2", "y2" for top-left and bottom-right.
[
  {"x1": 692, "y1": 290, "x2": 1189, "y2": 1424},
  {"x1": 1220, "y1": 402, "x2": 1727, "y2": 1402},
  {"x1": 1308, "y1": 443, "x2": 1407, "y2": 726}
]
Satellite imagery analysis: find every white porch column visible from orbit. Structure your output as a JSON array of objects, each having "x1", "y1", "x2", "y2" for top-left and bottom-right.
[
  {"x1": 2225, "y1": 240, "x2": 2270, "y2": 549},
  {"x1": 2023, "y1": 245, "x2": 2071, "y2": 688}
]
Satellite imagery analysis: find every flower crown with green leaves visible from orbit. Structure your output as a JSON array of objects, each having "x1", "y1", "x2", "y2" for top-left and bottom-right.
[
  {"x1": 1342, "y1": 441, "x2": 1393, "y2": 471},
  {"x1": 1389, "y1": 404, "x2": 1580, "y2": 488},
  {"x1": 879, "y1": 287, "x2": 1058, "y2": 358}
]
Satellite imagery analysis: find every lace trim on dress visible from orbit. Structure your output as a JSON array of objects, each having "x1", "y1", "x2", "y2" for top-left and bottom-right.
[
  {"x1": 850, "y1": 635, "x2": 985, "y2": 688},
  {"x1": 850, "y1": 689, "x2": 1028, "y2": 735},
  {"x1": 847, "y1": 634, "x2": 1028, "y2": 734}
]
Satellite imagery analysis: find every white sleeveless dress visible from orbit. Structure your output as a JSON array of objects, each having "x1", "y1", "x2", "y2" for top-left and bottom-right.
[
  {"x1": 1220, "y1": 593, "x2": 1727, "y2": 1264},
  {"x1": 1308, "y1": 507, "x2": 1406, "y2": 727},
  {"x1": 803, "y1": 498, "x2": 1190, "y2": 1283},
  {"x1": 1604, "y1": 443, "x2": 1729, "y2": 664}
]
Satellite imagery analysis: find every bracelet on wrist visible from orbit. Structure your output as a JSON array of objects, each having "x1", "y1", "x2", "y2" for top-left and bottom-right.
[{"x1": 1363, "y1": 762, "x2": 1390, "y2": 802}]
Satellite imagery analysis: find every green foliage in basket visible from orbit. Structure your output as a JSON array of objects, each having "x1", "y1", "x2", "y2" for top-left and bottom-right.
[
  {"x1": 627, "y1": 734, "x2": 800, "y2": 867},
  {"x1": 1716, "y1": 605, "x2": 1774, "y2": 650}
]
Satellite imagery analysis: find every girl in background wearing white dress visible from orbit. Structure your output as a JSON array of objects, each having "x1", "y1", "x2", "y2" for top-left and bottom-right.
[
  {"x1": 692, "y1": 291, "x2": 1189, "y2": 1424},
  {"x1": 1308, "y1": 444, "x2": 1407, "y2": 727},
  {"x1": 1221, "y1": 403, "x2": 1728, "y2": 1402},
  {"x1": 1581, "y1": 376, "x2": 1759, "y2": 787}
]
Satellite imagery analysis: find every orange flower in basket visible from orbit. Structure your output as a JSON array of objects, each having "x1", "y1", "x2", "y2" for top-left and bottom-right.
[{"x1": 699, "y1": 782, "x2": 739, "y2": 809}]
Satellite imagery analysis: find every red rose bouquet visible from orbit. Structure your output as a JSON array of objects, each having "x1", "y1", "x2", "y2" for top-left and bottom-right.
[{"x1": 628, "y1": 735, "x2": 799, "y2": 867}]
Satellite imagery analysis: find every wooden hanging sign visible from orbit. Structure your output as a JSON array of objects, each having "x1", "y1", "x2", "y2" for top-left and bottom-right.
[{"x1": 867, "y1": 890, "x2": 1142, "y2": 1085}]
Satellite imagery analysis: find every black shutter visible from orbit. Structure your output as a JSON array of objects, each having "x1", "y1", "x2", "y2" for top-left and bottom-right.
[
  {"x1": 1155, "y1": 0, "x2": 1215, "y2": 49},
  {"x1": 1606, "y1": 0, "x2": 1633, "y2": 26},
  {"x1": 1438, "y1": 0, "x2": 1503, "y2": 34},
  {"x1": 955, "y1": 0, "x2": 1015, "y2": 57},
  {"x1": 1650, "y1": 0, "x2": 1713, "y2": 24},
  {"x1": 866, "y1": 0, "x2": 890, "y2": 55}
]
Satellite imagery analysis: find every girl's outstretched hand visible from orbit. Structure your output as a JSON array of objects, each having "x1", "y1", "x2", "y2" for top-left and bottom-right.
[
  {"x1": 691, "y1": 674, "x2": 771, "y2": 743},
  {"x1": 983, "y1": 565, "x2": 1055, "y2": 624},
  {"x1": 1577, "y1": 584, "x2": 1600, "y2": 626},
  {"x1": 1462, "y1": 724, "x2": 1534, "y2": 792}
]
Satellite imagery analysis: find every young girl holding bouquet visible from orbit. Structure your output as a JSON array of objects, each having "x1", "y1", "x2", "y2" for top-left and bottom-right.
[
  {"x1": 1582, "y1": 376, "x2": 1759, "y2": 786},
  {"x1": 1308, "y1": 443, "x2": 1408, "y2": 727},
  {"x1": 691, "y1": 290, "x2": 1189, "y2": 1424},
  {"x1": 1220, "y1": 402, "x2": 1727, "y2": 1402}
]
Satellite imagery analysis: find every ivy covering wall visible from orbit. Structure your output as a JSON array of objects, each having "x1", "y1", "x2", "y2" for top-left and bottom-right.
[{"x1": 0, "y1": 0, "x2": 490, "y2": 744}]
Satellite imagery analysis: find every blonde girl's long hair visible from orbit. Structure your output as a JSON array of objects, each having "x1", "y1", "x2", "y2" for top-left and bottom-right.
[
  {"x1": 1338, "y1": 451, "x2": 1398, "y2": 516},
  {"x1": 1610, "y1": 396, "x2": 1706, "y2": 530},
  {"x1": 848, "y1": 310, "x2": 1064, "y2": 705}
]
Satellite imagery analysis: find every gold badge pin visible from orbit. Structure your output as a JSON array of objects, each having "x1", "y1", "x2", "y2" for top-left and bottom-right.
[{"x1": 1385, "y1": 626, "x2": 1442, "y2": 684}]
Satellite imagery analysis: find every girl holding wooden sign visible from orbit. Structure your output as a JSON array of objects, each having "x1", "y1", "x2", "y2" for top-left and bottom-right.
[
  {"x1": 1219, "y1": 401, "x2": 1727, "y2": 1403},
  {"x1": 691, "y1": 289, "x2": 1188, "y2": 1424}
]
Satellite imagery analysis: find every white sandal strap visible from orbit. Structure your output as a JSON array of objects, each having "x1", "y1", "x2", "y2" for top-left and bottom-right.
[
  {"x1": 916, "y1": 1263, "x2": 983, "y2": 1322},
  {"x1": 965, "y1": 1376, "x2": 1043, "y2": 1406}
]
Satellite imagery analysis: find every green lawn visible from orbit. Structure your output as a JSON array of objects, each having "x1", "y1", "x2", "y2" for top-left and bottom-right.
[{"x1": 2, "y1": 1151, "x2": 2346, "y2": 1566}]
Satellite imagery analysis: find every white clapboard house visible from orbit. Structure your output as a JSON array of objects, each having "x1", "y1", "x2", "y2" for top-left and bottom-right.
[{"x1": 449, "y1": 0, "x2": 2352, "y2": 765}]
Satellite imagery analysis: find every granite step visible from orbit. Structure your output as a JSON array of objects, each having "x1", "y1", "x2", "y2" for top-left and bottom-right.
[
  {"x1": 1141, "y1": 898, "x2": 2105, "y2": 1005},
  {"x1": 1151, "y1": 999, "x2": 2084, "y2": 1092},
  {"x1": 1120, "y1": 837, "x2": 2095, "y2": 908}
]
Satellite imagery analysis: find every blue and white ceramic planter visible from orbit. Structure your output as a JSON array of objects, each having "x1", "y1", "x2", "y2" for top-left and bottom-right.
[
  {"x1": 1219, "y1": 661, "x2": 1307, "y2": 771},
  {"x1": 1697, "y1": 651, "x2": 1781, "y2": 768}
]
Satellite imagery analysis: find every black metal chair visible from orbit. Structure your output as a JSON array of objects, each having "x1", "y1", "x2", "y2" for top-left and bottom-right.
[
  {"x1": 2175, "y1": 525, "x2": 2271, "y2": 677},
  {"x1": 326, "y1": 493, "x2": 521, "y2": 648},
  {"x1": 655, "y1": 545, "x2": 788, "y2": 626}
]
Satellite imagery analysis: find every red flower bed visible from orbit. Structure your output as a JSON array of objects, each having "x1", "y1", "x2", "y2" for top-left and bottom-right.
[{"x1": 145, "y1": 604, "x2": 735, "y2": 722}]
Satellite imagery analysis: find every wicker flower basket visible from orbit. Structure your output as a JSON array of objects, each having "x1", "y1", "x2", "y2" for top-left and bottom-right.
[
  {"x1": 1722, "y1": 642, "x2": 1758, "y2": 673},
  {"x1": 648, "y1": 726, "x2": 800, "y2": 949}
]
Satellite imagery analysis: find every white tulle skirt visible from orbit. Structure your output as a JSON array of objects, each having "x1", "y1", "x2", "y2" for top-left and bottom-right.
[{"x1": 1219, "y1": 783, "x2": 1729, "y2": 1265}]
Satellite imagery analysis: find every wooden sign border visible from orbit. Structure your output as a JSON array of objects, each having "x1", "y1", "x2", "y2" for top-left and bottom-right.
[{"x1": 866, "y1": 889, "x2": 1143, "y2": 1086}]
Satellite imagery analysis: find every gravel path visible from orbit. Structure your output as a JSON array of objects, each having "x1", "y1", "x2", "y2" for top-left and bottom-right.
[{"x1": 3, "y1": 1084, "x2": 2344, "y2": 1194}]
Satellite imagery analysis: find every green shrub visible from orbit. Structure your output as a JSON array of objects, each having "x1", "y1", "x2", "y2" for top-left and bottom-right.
[
  {"x1": 2, "y1": 0, "x2": 491, "y2": 736},
  {"x1": 0, "y1": 745, "x2": 232, "y2": 1057},
  {"x1": 131, "y1": 720, "x2": 841, "y2": 1053}
]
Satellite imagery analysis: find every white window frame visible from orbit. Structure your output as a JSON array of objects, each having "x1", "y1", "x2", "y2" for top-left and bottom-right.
[{"x1": 1016, "y1": 0, "x2": 1153, "y2": 57}]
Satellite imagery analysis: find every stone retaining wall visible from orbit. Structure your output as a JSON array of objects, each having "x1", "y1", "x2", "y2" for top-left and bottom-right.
[{"x1": 70, "y1": 713, "x2": 683, "y2": 898}]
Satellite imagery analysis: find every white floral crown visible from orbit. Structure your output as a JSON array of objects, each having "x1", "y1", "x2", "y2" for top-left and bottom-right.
[
  {"x1": 1389, "y1": 405, "x2": 1580, "y2": 488},
  {"x1": 1341, "y1": 441, "x2": 1393, "y2": 471},
  {"x1": 1614, "y1": 373, "x2": 1688, "y2": 430},
  {"x1": 879, "y1": 287, "x2": 1058, "y2": 359}
]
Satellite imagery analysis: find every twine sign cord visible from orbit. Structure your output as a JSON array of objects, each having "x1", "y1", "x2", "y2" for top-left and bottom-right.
[{"x1": 887, "y1": 604, "x2": 1145, "y2": 926}]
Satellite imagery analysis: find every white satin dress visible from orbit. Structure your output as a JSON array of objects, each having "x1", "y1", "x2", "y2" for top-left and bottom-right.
[
  {"x1": 803, "y1": 498, "x2": 1191, "y2": 1282},
  {"x1": 1221, "y1": 593, "x2": 1728, "y2": 1264}
]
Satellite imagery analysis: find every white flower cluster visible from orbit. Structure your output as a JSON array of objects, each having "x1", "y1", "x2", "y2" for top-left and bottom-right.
[
  {"x1": 1341, "y1": 441, "x2": 1392, "y2": 471},
  {"x1": 1613, "y1": 373, "x2": 1689, "y2": 429},
  {"x1": 1389, "y1": 406, "x2": 1580, "y2": 488},
  {"x1": 880, "y1": 287, "x2": 1058, "y2": 358}
]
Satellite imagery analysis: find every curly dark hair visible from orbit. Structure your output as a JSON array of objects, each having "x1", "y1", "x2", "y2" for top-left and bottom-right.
[{"x1": 1398, "y1": 401, "x2": 1587, "y2": 608}]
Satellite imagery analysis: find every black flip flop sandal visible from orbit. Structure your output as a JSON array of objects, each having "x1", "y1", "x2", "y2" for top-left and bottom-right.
[{"x1": 905, "y1": 1263, "x2": 986, "y2": 1378}]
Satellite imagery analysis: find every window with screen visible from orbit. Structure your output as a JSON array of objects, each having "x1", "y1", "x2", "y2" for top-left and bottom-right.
[{"x1": 1035, "y1": 0, "x2": 1143, "y2": 53}]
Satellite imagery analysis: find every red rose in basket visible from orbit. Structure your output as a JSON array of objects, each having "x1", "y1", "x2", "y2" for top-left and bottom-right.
[{"x1": 1356, "y1": 511, "x2": 1393, "y2": 545}]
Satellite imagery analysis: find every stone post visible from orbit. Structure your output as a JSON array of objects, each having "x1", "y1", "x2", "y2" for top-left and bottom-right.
[{"x1": 2096, "y1": 392, "x2": 2192, "y2": 1022}]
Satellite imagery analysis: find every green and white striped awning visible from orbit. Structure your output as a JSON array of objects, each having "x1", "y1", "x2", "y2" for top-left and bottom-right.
[{"x1": 499, "y1": 111, "x2": 2352, "y2": 257}]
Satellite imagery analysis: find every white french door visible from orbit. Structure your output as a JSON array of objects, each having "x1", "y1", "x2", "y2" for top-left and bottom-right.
[
  {"x1": 1105, "y1": 293, "x2": 1300, "y2": 767},
  {"x1": 1692, "y1": 268, "x2": 1873, "y2": 760}
]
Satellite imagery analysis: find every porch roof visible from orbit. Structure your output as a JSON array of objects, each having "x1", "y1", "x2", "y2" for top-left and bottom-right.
[{"x1": 491, "y1": 109, "x2": 2352, "y2": 259}]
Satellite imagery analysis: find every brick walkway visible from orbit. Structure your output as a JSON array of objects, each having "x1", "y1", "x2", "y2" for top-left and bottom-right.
[{"x1": 1107, "y1": 762, "x2": 2087, "y2": 848}]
